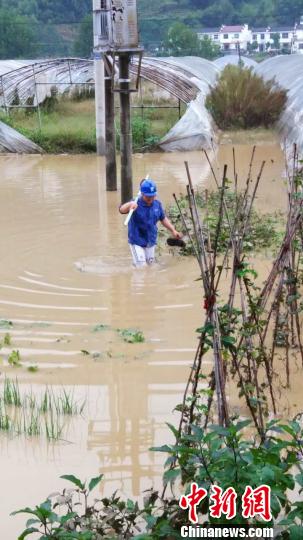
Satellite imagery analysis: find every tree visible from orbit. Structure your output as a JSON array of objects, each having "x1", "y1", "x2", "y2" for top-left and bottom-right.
[
  {"x1": 0, "y1": 8, "x2": 38, "y2": 59},
  {"x1": 271, "y1": 32, "x2": 280, "y2": 50},
  {"x1": 165, "y1": 22, "x2": 201, "y2": 56},
  {"x1": 164, "y1": 22, "x2": 220, "y2": 59},
  {"x1": 73, "y1": 14, "x2": 93, "y2": 58},
  {"x1": 199, "y1": 35, "x2": 221, "y2": 60}
]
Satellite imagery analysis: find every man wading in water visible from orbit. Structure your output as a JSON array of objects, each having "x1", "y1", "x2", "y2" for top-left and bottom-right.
[{"x1": 119, "y1": 179, "x2": 182, "y2": 268}]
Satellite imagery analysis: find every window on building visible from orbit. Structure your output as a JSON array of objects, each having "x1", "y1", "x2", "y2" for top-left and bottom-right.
[
  {"x1": 224, "y1": 43, "x2": 230, "y2": 50},
  {"x1": 101, "y1": 0, "x2": 107, "y2": 8},
  {"x1": 282, "y1": 32, "x2": 289, "y2": 38},
  {"x1": 234, "y1": 33, "x2": 239, "y2": 38},
  {"x1": 253, "y1": 34, "x2": 257, "y2": 40},
  {"x1": 214, "y1": 34, "x2": 219, "y2": 40},
  {"x1": 223, "y1": 34, "x2": 228, "y2": 39},
  {"x1": 261, "y1": 33, "x2": 265, "y2": 39},
  {"x1": 299, "y1": 43, "x2": 303, "y2": 49}
]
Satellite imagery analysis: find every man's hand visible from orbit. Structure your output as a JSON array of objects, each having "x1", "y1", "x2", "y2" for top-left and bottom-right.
[
  {"x1": 172, "y1": 229, "x2": 182, "y2": 239},
  {"x1": 129, "y1": 202, "x2": 138, "y2": 211},
  {"x1": 119, "y1": 201, "x2": 138, "y2": 214}
]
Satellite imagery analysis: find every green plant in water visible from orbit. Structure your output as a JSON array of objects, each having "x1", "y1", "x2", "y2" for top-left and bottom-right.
[
  {"x1": 13, "y1": 418, "x2": 303, "y2": 539},
  {"x1": 0, "y1": 319, "x2": 13, "y2": 328},
  {"x1": 3, "y1": 377, "x2": 22, "y2": 407},
  {"x1": 0, "y1": 378, "x2": 84, "y2": 440},
  {"x1": 92, "y1": 324, "x2": 110, "y2": 332},
  {"x1": 27, "y1": 365, "x2": 38, "y2": 373},
  {"x1": 8, "y1": 350, "x2": 21, "y2": 367},
  {"x1": 167, "y1": 189, "x2": 284, "y2": 256},
  {"x1": 117, "y1": 328, "x2": 145, "y2": 343},
  {"x1": 4, "y1": 333, "x2": 11, "y2": 346}
]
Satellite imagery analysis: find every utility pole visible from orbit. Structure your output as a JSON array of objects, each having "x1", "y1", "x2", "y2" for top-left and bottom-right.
[
  {"x1": 92, "y1": 0, "x2": 142, "y2": 197},
  {"x1": 119, "y1": 53, "x2": 133, "y2": 202}
]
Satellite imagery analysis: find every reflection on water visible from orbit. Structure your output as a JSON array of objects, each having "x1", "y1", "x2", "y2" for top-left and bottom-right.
[{"x1": 0, "y1": 144, "x2": 296, "y2": 538}]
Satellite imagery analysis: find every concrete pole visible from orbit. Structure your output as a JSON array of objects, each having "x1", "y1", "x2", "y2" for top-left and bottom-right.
[
  {"x1": 94, "y1": 55, "x2": 106, "y2": 156},
  {"x1": 119, "y1": 53, "x2": 133, "y2": 203},
  {"x1": 105, "y1": 71, "x2": 117, "y2": 191}
]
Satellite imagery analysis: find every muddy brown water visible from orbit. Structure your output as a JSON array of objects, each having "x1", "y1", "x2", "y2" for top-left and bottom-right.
[{"x1": 0, "y1": 144, "x2": 300, "y2": 538}]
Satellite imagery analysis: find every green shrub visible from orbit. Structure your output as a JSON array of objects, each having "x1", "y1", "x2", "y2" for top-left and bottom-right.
[
  {"x1": 166, "y1": 188, "x2": 284, "y2": 255},
  {"x1": 206, "y1": 65, "x2": 287, "y2": 130}
]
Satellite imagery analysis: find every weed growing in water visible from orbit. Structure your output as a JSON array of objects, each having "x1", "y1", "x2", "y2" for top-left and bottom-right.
[
  {"x1": 7, "y1": 350, "x2": 21, "y2": 367},
  {"x1": 117, "y1": 328, "x2": 145, "y2": 343},
  {"x1": 167, "y1": 188, "x2": 284, "y2": 256},
  {"x1": 3, "y1": 377, "x2": 22, "y2": 407},
  {"x1": 0, "y1": 378, "x2": 85, "y2": 440},
  {"x1": 3, "y1": 333, "x2": 11, "y2": 346},
  {"x1": 0, "y1": 320, "x2": 13, "y2": 329}
]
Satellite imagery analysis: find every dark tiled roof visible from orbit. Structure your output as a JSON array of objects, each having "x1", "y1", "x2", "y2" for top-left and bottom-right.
[
  {"x1": 197, "y1": 28, "x2": 219, "y2": 34},
  {"x1": 252, "y1": 28, "x2": 270, "y2": 32},
  {"x1": 221, "y1": 25, "x2": 243, "y2": 32},
  {"x1": 270, "y1": 26, "x2": 294, "y2": 32}
]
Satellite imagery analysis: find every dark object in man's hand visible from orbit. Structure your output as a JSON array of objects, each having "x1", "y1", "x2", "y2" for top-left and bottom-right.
[{"x1": 167, "y1": 237, "x2": 186, "y2": 248}]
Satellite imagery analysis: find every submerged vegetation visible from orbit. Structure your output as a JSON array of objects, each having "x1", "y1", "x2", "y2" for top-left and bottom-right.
[
  {"x1": 117, "y1": 328, "x2": 145, "y2": 343},
  {"x1": 166, "y1": 185, "x2": 284, "y2": 255},
  {"x1": 0, "y1": 377, "x2": 84, "y2": 440},
  {"x1": 13, "y1": 419, "x2": 303, "y2": 538},
  {"x1": 206, "y1": 66, "x2": 287, "y2": 130},
  {"x1": 14, "y1": 152, "x2": 303, "y2": 538}
]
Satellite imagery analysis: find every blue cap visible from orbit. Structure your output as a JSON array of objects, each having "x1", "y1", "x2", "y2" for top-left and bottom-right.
[{"x1": 141, "y1": 179, "x2": 157, "y2": 197}]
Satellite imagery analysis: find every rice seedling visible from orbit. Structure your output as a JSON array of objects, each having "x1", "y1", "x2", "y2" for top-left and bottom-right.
[
  {"x1": 40, "y1": 387, "x2": 52, "y2": 414},
  {"x1": 45, "y1": 408, "x2": 64, "y2": 441},
  {"x1": 0, "y1": 378, "x2": 85, "y2": 440},
  {"x1": 59, "y1": 389, "x2": 77, "y2": 415},
  {"x1": 3, "y1": 377, "x2": 22, "y2": 407},
  {"x1": 0, "y1": 399, "x2": 11, "y2": 432},
  {"x1": 26, "y1": 409, "x2": 42, "y2": 437}
]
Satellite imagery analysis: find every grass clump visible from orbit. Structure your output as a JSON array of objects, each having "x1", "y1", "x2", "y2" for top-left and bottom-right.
[
  {"x1": 206, "y1": 65, "x2": 287, "y2": 129},
  {"x1": 0, "y1": 378, "x2": 85, "y2": 440},
  {"x1": 117, "y1": 328, "x2": 145, "y2": 343},
  {"x1": 167, "y1": 188, "x2": 284, "y2": 255}
]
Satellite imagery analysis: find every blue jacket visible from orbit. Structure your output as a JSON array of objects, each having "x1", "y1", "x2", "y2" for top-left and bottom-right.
[{"x1": 128, "y1": 198, "x2": 165, "y2": 247}]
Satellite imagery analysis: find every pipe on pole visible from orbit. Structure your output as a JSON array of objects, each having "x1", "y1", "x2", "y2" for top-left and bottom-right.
[
  {"x1": 94, "y1": 55, "x2": 106, "y2": 156},
  {"x1": 119, "y1": 53, "x2": 133, "y2": 203},
  {"x1": 105, "y1": 68, "x2": 117, "y2": 191}
]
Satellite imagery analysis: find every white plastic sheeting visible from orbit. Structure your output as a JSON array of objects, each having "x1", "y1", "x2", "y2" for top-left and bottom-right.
[
  {"x1": 156, "y1": 57, "x2": 219, "y2": 151},
  {"x1": 0, "y1": 59, "x2": 94, "y2": 153},
  {"x1": 214, "y1": 55, "x2": 258, "y2": 70},
  {"x1": 1, "y1": 55, "x2": 303, "y2": 154},
  {"x1": 255, "y1": 55, "x2": 303, "y2": 155},
  {"x1": 0, "y1": 120, "x2": 42, "y2": 153}
]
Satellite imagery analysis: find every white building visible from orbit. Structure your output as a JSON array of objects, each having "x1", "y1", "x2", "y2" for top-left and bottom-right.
[
  {"x1": 269, "y1": 26, "x2": 294, "y2": 52},
  {"x1": 219, "y1": 25, "x2": 252, "y2": 52},
  {"x1": 251, "y1": 27, "x2": 271, "y2": 52},
  {"x1": 197, "y1": 24, "x2": 252, "y2": 52},
  {"x1": 197, "y1": 27, "x2": 220, "y2": 45},
  {"x1": 293, "y1": 17, "x2": 303, "y2": 54},
  {"x1": 198, "y1": 22, "x2": 298, "y2": 55}
]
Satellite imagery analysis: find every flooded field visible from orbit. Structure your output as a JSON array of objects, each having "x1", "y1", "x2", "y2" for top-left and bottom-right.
[{"x1": 0, "y1": 143, "x2": 300, "y2": 538}]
